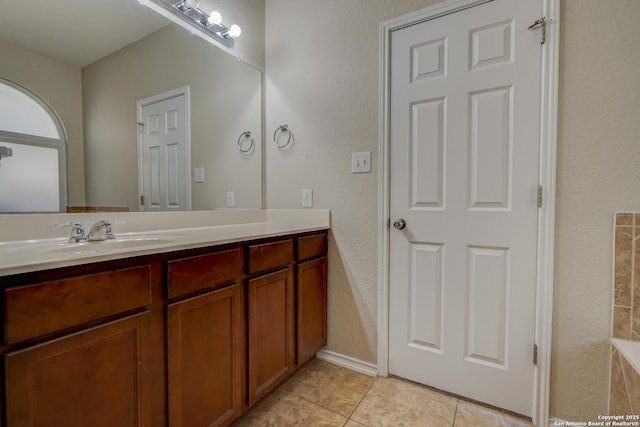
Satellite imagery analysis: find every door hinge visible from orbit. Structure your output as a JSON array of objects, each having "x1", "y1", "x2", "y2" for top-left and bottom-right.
[
  {"x1": 537, "y1": 185, "x2": 543, "y2": 208},
  {"x1": 533, "y1": 343, "x2": 538, "y2": 365},
  {"x1": 140, "y1": 195, "x2": 144, "y2": 205},
  {"x1": 528, "y1": 17, "x2": 547, "y2": 44}
]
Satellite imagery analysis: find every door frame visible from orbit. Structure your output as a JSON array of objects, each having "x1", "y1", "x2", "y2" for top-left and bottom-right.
[
  {"x1": 376, "y1": 0, "x2": 560, "y2": 424},
  {"x1": 136, "y1": 86, "x2": 192, "y2": 211}
]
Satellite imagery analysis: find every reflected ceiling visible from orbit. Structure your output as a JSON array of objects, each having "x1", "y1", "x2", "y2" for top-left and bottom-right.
[{"x1": 0, "y1": 0, "x2": 169, "y2": 67}]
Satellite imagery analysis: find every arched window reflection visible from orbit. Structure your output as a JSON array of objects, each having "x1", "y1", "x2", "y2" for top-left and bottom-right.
[{"x1": 0, "y1": 78, "x2": 67, "y2": 212}]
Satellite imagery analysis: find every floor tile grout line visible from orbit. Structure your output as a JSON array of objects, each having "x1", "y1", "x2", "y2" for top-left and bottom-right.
[
  {"x1": 282, "y1": 358, "x2": 379, "y2": 424},
  {"x1": 296, "y1": 395, "x2": 351, "y2": 421},
  {"x1": 299, "y1": 375, "x2": 377, "y2": 424},
  {"x1": 273, "y1": 385, "x2": 353, "y2": 425},
  {"x1": 452, "y1": 398, "x2": 460, "y2": 426},
  {"x1": 276, "y1": 366, "x2": 375, "y2": 424},
  {"x1": 345, "y1": 374, "x2": 378, "y2": 425}
]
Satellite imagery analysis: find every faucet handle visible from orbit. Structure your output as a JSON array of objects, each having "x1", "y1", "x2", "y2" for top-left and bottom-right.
[
  {"x1": 102, "y1": 220, "x2": 124, "y2": 240},
  {"x1": 56, "y1": 221, "x2": 86, "y2": 243},
  {"x1": 88, "y1": 219, "x2": 124, "y2": 241}
]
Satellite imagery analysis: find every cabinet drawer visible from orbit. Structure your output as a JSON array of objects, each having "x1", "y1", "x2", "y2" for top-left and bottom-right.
[
  {"x1": 4, "y1": 265, "x2": 151, "y2": 345},
  {"x1": 247, "y1": 239, "x2": 294, "y2": 274},
  {"x1": 167, "y1": 248, "x2": 242, "y2": 299},
  {"x1": 297, "y1": 233, "x2": 328, "y2": 261}
]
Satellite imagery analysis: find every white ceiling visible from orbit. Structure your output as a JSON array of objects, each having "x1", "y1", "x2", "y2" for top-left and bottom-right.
[{"x1": 0, "y1": 0, "x2": 170, "y2": 68}]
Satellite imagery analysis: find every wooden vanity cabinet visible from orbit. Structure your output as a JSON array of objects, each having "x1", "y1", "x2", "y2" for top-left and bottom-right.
[
  {"x1": 0, "y1": 230, "x2": 328, "y2": 427},
  {"x1": 246, "y1": 239, "x2": 296, "y2": 405},
  {"x1": 247, "y1": 268, "x2": 296, "y2": 405},
  {"x1": 166, "y1": 249, "x2": 244, "y2": 427},
  {"x1": 2, "y1": 263, "x2": 154, "y2": 427},
  {"x1": 5, "y1": 313, "x2": 151, "y2": 427},
  {"x1": 296, "y1": 233, "x2": 328, "y2": 365},
  {"x1": 297, "y1": 257, "x2": 328, "y2": 364},
  {"x1": 245, "y1": 232, "x2": 328, "y2": 404}
]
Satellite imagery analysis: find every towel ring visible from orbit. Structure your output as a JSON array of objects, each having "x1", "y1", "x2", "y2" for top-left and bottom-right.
[
  {"x1": 273, "y1": 124, "x2": 294, "y2": 150},
  {"x1": 237, "y1": 131, "x2": 254, "y2": 153}
]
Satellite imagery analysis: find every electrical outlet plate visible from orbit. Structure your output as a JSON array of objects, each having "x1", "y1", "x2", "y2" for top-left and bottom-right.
[
  {"x1": 351, "y1": 152, "x2": 371, "y2": 173},
  {"x1": 226, "y1": 191, "x2": 235, "y2": 207},
  {"x1": 302, "y1": 188, "x2": 313, "y2": 208}
]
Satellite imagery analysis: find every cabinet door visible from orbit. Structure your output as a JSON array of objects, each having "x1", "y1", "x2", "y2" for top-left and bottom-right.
[
  {"x1": 297, "y1": 257, "x2": 328, "y2": 364},
  {"x1": 247, "y1": 268, "x2": 295, "y2": 405},
  {"x1": 5, "y1": 312, "x2": 151, "y2": 427},
  {"x1": 167, "y1": 283, "x2": 244, "y2": 427}
]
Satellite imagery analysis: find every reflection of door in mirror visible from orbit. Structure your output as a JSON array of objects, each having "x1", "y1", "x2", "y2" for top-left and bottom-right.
[
  {"x1": 137, "y1": 87, "x2": 191, "y2": 212},
  {"x1": 0, "y1": 78, "x2": 67, "y2": 213}
]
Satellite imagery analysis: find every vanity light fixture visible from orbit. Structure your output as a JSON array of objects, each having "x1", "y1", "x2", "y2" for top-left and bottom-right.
[
  {"x1": 0, "y1": 146, "x2": 12, "y2": 167},
  {"x1": 176, "y1": 0, "x2": 198, "y2": 11},
  {"x1": 147, "y1": 0, "x2": 242, "y2": 48},
  {"x1": 207, "y1": 11, "x2": 222, "y2": 25}
]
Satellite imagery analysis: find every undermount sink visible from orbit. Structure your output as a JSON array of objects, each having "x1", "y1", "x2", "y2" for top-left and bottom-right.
[
  {"x1": 45, "y1": 236, "x2": 178, "y2": 255},
  {"x1": 3, "y1": 235, "x2": 182, "y2": 257}
]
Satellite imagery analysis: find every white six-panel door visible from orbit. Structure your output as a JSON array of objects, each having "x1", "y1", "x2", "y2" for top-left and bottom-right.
[
  {"x1": 138, "y1": 88, "x2": 190, "y2": 211},
  {"x1": 388, "y1": 0, "x2": 542, "y2": 416}
]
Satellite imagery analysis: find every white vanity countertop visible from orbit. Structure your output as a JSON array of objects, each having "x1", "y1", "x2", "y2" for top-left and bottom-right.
[{"x1": 0, "y1": 209, "x2": 330, "y2": 277}]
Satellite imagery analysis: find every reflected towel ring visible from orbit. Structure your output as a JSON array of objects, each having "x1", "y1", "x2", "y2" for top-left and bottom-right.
[
  {"x1": 237, "y1": 131, "x2": 254, "y2": 153},
  {"x1": 273, "y1": 124, "x2": 294, "y2": 150}
]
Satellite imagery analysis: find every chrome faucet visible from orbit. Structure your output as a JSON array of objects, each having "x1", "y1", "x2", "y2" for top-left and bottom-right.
[
  {"x1": 56, "y1": 221, "x2": 87, "y2": 243},
  {"x1": 87, "y1": 220, "x2": 122, "y2": 241}
]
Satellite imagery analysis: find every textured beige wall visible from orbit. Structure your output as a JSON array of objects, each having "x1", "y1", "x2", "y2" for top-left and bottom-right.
[
  {"x1": 82, "y1": 24, "x2": 262, "y2": 210},
  {"x1": 265, "y1": 0, "x2": 443, "y2": 363},
  {"x1": 265, "y1": 0, "x2": 640, "y2": 421},
  {"x1": 552, "y1": 0, "x2": 640, "y2": 420},
  {"x1": 0, "y1": 40, "x2": 85, "y2": 207}
]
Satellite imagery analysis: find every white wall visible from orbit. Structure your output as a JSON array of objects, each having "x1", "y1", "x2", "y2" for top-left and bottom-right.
[{"x1": 265, "y1": 0, "x2": 640, "y2": 421}]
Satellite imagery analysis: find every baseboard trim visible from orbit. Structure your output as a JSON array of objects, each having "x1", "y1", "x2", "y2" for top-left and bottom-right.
[{"x1": 316, "y1": 349, "x2": 378, "y2": 377}]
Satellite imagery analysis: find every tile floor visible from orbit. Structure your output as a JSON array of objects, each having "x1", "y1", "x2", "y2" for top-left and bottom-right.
[{"x1": 233, "y1": 358, "x2": 533, "y2": 426}]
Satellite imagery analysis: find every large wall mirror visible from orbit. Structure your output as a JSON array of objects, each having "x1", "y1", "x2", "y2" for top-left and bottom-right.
[{"x1": 0, "y1": 0, "x2": 263, "y2": 213}]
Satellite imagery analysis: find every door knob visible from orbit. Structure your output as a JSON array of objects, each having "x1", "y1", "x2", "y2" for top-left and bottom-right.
[{"x1": 393, "y1": 218, "x2": 406, "y2": 230}]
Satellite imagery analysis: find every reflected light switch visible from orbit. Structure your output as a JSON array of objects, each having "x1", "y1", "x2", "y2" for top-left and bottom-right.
[
  {"x1": 351, "y1": 152, "x2": 371, "y2": 173},
  {"x1": 193, "y1": 167, "x2": 205, "y2": 183}
]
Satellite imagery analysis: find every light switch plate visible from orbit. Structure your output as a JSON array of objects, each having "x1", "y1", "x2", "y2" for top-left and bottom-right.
[
  {"x1": 193, "y1": 167, "x2": 205, "y2": 183},
  {"x1": 302, "y1": 188, "x2": 313, "y2": 208},
  {"x1": 351, "y1": 152, "x2": 371, "y2": 173}
]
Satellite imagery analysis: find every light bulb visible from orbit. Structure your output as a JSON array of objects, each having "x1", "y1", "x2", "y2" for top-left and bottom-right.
[
  {"x1": 228, "y1": 24, "x2": 241, "y2": 38},
  {"x1": 207, "y1": 11, "x2": 222, "y2": 25},
  {"x1": 186, "y1": 0, "x2": 199, "y2": 9}
]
